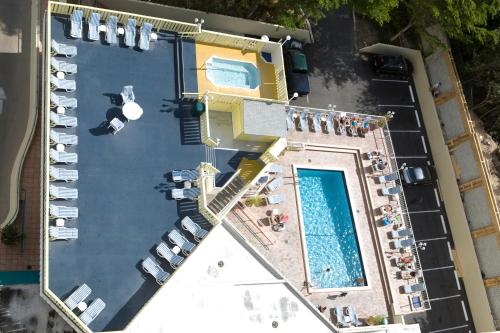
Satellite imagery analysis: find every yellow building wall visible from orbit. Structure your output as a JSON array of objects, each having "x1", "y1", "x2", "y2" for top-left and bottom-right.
[{"x1": 231, "y1": 104, "x2": 244, "y2": 139}]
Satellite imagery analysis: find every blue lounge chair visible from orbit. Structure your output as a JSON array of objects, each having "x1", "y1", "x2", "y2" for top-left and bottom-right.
[
  {"x1": 124, "y1": 18, "x2": 136, "y2": 47},
  {"x1": 168, "y1": 229, "x2": 196, "y2": 255},
  {"x1": 50, "y1": 149, "x2": 78, "y2": 164},
  {"x1": 70, "y1": 10, "x2": 83, "y2": 38},
  {"x1": 392, "y1": 237, "x2": 416, "y2": 249},
  {"x1": 49, "y1": 226, "x2": 78, "y2": 240},
  {"x1": 105, "y1": 16, "x2": 118, "y2": 44},
  {"x1": 404, "y1": 282, "x2": 426, "y2": 294},
  {"x1": 50, "y1": 75, "x2": 76, "y2": 92},
  {"x1": 49, "y1": 185, "x2": 78, "y2": 200},
  {"x1": 64, "y1": 284, "x2": 91, "y2": 310},
  {"x1": 142, "y1": 257, "x2": 170, "y2": 285},
  {"x1": 50, "y1": 92, "x2": 77, "y2": 109},
  {"x1": 390, "y1": 228, "x2": 413, "y2": 239},
  {"x1": 181, "y1": 216, "x2": 209, "y2": 242},
  {"x1": 171, "y1": 188, "x2": 200, "y2": 201},
  {"x1": 325, "y1": 113, "x2": 334, "y2": 133},
  {"x1": 267, "y1": 193, "x2": 284, "y2": 205},
  {"x1": 313, "y1": 113, "x2": 321, "y2": 132},
  {"x1": 346, "y1": 305, "x2": 362, "y2": 327},
  {"x1": 299, "y1": 111, "x2": 308, "y2": 131},
  {"x1": 49, "y1": 204, "x2": 78, "y2": 219},
  {"x1": 79, "y1": 298, "x2": 106, "y2": 325},
  {"x1": 377, "y1": 171, "x2": 399, "y2": 183},
  {"x1": 156, "y1": 242, "x2": 184, "y2": 269},
  {"x1": 51, "y1": 57, "x2": 77, "y2": 75},
  {"x1": 265, "y1": 177, "x2": 283, "y2": 192},
  {"x1": 139, "y1": 23, "x2": 153, "y2": 50},
  {"x1": 50, "y1": 112, "x2": 77, "y2": 128},
  {"x1": 172, "y1": 169, "x2": 198, "y2": 182},
  {"x1": 50, "y1": 130, "x2": 78, "y2": 145},
  {"x1": 334, "y1": 306, "x2": 349, "y2": 328},
  {"x1": 51, "y1": 39, "x2": 77, "y2": 58},
  {"x1": 49, "y1": 166, "x2": 78, "y2": 182},
  {"x1": 88, "y1": 12, "x2": 101, "y2": 41},
  {"x1": 381, "y1": 186, "x2": 403, "y2": 196},
  {"x1": 286, "y1": 109, "x2": 295, "y2": 130}
]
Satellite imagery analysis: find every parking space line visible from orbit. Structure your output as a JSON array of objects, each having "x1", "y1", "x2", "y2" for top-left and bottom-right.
[
  {"x1": 429, "y1": 294, "x2": 462, "y2": 302},
  {"x1": 378, "y1": 104, "x2": 415, "y2": 108},
  {"x1": 421, "y1": 136, "x2": 428, "y2": 154},
  {"x1": 461, "y1": 300, "x2": 469, "y2": 321},
  {"x1": 414, "y1": 110, "x2": 421, "y2": 128},
  {"x1": 423, "y1": 265, "x2": 455, "y2": 272},
  {"x1": 388, "y1": 130, "x2": 421, "y2": 133},
  {"x1": 371, "y1": 78, "x2": 409, "y2": 83},
  {"x1": 441, "y1": 215, "x2": 447, "y2": 234},
  {"x1": 429, "y1": 324, "x2": 469, "y2": 333},
  {"x1": 454, "y1": 270, "x2": 461, "y2": 290},
  {"x1": 409, "y1": 85, "x2": 415, "y2": 103},
  {"x1": 406, "y1": 209, "x2": 441, "y2": 214},
  {"x1": 416, "y1": 236, "x2": 448, "y2": 242},
  {"x1": 447, "y1": 241, "x2": 454, "y2": 261},
  {"x1": 434, "y1": 188, "x2": 441, "y2": 207},
  {"x1": 394, "y1": 155, "x2": 428, "y2": 159}
]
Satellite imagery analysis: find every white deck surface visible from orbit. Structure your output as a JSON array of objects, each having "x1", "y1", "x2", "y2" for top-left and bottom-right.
[{"x1": 122, "y1": 222, "x2": 334, "y2": 333}]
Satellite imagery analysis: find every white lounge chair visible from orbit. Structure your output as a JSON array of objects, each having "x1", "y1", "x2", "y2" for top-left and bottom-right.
[
  {"x1": 346, "y1": 305, "x2": 362, "y2": 327},
  {"x1": 392, "y1": 238, "x2": 416, "y2": 249},
  {"x1": 171, "y1": 188, "x2": 200, "y2": 201},
  {"x1": 79, "y1": 298, "x2": 106, "y2": 325},
  {"x1": 50, "y1": 130, "x2": 78, "y2": 145},
  {"x1": 377, "y1": 171, "x2": 399, "y2": 183},
  {"x1": 50, "y1": 75, "x2": 76, "y2": 92},
  {"x1": 142, "y1": 257, "x2": 170, "y2": 285},
  {"x1": 334, "y1": 306, "x2": 349, "y2": 328},
  {"x1": 49, "y1": 204, "x2": 78, "y2": 219},
  {"x1": 268, "y1": 164, "x2": 283, "y2": 174},
  {"x1": 299, "y1": 111, "x2": 308, "y2": 131},
  {"x1": 70, "y1": 10, "x2": 83, "y2": 39},
  {"x1": 172, "y1": 169, "x2": 198, "y2": 182},
  {"x1": 109, "y1": 118, "x2": 124, "y2": 134},
  {"x1": 50, "y1": 112, "x2": 77, "y2": 128},
  {"x1": 267, "y1": 193, "x2": 284, "y2": 205},
  {"x1": 49, "y1": 166, "x2": 78, "y2": 182},
  {"x1": 181, "y1": 216, "x2": 209, "y2": 242},
  {"x1": 382, "y1": 186, "x2": 403, "y2": 196},
  {"x1": 313, "y1": 113, "x2": 321, "y2": 132},
  {"x1": 390, "y1": 228, "x2": 413, "y2": 239},
  {"x1": 49, "y1": 226, "x2": 78, "y2": 240},
  {"x1": 50, "y1": 149, "x2": 78, "y2": 164},
  {"x1": 88, "y1": 12, "x2": 101, "y2": 41},
  {"x1": 168, "y1": 229, "x2": 196, "y2": 255},
  {"x1": 326, "y1": 113, "x2": 334, "y2": 133},
  {"x1": 124, "y1": 18, "x2": 136, "y2": 47},
  {"x1": 265, "y1": 177, "x2": 283, "y2": 192},
  {"x1": 106, "y1": 16, "x2": 118, "y2": 44},
  {"x1": 139, "y1": 23, "x2": 153, "y2": 50},
  {"x1": 64, "y1": 284, "x2": 91, "y2": 310},
  {"x1": 51, "y1": 39, "x2": 77, "y2": 58},
  {"x1": 156, "y1": 242, "x2": 184, "y2": 269},
  {"x1": 49, "y1": 185, "x2": 78, "y2": 200},
  {"x1": 51, "y1": 57, "x2": 77, "y2": 75},
  {"x1": 50, "y1": 92, "x2": 77, "y2": 109},
  {"x1": 286, "y1": 109, "x2": 295, "y2": 130},
  {"x1": 120, "y1": 85, "x2": 135, "y2": 104},
  {"x1": 403, "y1": 282, "x2": 426, "y2": 294}
]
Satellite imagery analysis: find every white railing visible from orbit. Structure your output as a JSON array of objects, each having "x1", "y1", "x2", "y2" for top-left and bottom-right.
[
  {"x1": 182, "y1": 92, "x2": 219, "y2": 147},
  {"x1": 197, "y1": 163, "x2": 220, "y2": 226}
]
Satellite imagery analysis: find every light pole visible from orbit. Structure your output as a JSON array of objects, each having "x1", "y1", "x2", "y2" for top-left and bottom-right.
[
  {"x1": 288, "y1": 92, "x2": 299, "y2": 103},
  {"x1": 194, "y1": 18, "x2": 204, "y2": 33},
  {"x1": 399, "y1": 162, "x2": 407, "y2": 171},
  {"x1": 386, "y1": 110, "x2": 395, "y2": 119},
  {"x1": 328, "y1": 104, "x2": 336, "y2": 111},
  {"x1": 279, "y1": 35, "x2": 291, "y2": 46}
]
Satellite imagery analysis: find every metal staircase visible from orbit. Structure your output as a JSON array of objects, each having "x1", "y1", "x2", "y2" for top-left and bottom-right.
[
  {"x1": 205, "y1": 146, "x2": 216, "y2": 169},
  {"x1": 208, "y1": 175, "x2": 245, "y2": 215}
]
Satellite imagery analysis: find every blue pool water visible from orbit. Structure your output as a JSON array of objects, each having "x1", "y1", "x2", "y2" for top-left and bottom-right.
[
  {"x1": 0, "y1": 271, "x2": 40, "y2": 285},
  {"x1": 297, "y1": 168, "x2": 366, "y2": 289},
  {"x1": 206, "y1": 56, "x2": 260, "y2": 89}
]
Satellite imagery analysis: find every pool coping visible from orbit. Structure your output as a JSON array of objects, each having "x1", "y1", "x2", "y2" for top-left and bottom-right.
[
  {"x1": 205, "y1": 55, "x2": 261, "y2": 91},
  {"x1": 292, "y1": 162, "x2": 372, "y2": 293}
]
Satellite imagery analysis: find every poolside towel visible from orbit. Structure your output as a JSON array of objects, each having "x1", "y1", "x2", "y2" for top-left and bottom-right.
[
  {"x1": 88, "y1": 12, "x2": 101, "y2": 41},
  {"x1": 106, "y1": 16, "x2": 118, "y2": 44},
  {"x1": 79, "y1": 298, "x2": 106, "y2": 325},
  {"x1": 168, "y1": 229, "x2": 196, "y2": 255},
  {"x1": 49, "y1": 166, "x2": 78, "y2": 182},
  {"x1": 64, "y1": 283, "x2": 91, "y2": 310},
  {"x1": 70, "y1": 10, "x2": 83, "y2": 38},
  {"x1": 51, "y1": 57, "x2": 77, "y2": 75},
  {"x1": 156, "y1": 242, "x2": 184, "y2": 269},
  {"x1": 51, "y1": 39, "x2": 77, "y2": 58},
  {"x1": 124, "y1": 18, "x2": 136, "y2": 47},
  {"x1": 142, "y1": 257, "x2": 170, "y2": 285},
  {"x1": 181, "y1": 216, "x2": 209, "y2": 242}
]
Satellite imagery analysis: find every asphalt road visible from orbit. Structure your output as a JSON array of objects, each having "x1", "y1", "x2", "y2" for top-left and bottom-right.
[{"x1": 292, "y1": 7, "x2": 476, "y2": 333}]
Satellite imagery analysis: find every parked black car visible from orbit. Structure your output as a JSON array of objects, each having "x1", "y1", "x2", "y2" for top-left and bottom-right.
[
  {"x1": 371, "y1": 54, "x2": 413, "y2": 78},
  {"x1": 400, "y1": 165, "x2": 436, "y2": 185},
  {"x1": 283, "y1": 39, "x2": 310, "y2": 97}
]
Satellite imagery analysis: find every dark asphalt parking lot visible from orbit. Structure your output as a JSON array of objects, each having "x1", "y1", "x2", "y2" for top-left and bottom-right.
[{"x1": 291, "y1": 7, "x2": 476, "y2": 332}]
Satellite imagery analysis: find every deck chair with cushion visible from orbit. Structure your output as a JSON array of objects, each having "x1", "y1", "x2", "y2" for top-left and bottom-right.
[
  {"x1": 172, "y1": 169, "x2": 198, "y2": 182},
  {"x1": 265, "y1": 177, "x2": 283, "y2": 192},
  {"x1": 51, "y1": 39, "x2": 77, "y2": 58},
  {"x1": 268, "y1": 164, "x2": 283, "y2": 174},
  {"x1": 50, "y1": 130, "x2": 78, "y2": 145},
  {"x1": 70, "y1": 10, "x2": 83, "y2": 38},
  {"x1": 142, "y1": 257, "x2": 170, "y2": 285},
  {"x1": 299, "y1": 111, "x2": 308, "y2": 131},
  {"x1": 49, "y1": 226, "x2": 78, "y2": 240},
  {"x1": 286, "y1": 109, "x2": 295, "y2": 130},
  {"x1": 51, "y1": 57, "x2": 77, "y2": 75},
  {"x1": 390, "y1": 228, "x2": 413, "y2": 239},
  {"x1": 124, "y1": 18, "x2": 137, "y2": 47},
  {"x1": 156, "y1": 242, "x2": 184, "y2": 269},
  {"x1": 120, "y1": 85, "x2": 135, "y2": 104},
  {"x1": 49, "y1": 166, "x2": 78, "y2": 182},
  {"x1": 50, "y1": 149, "x2": 78, "y2": 164},
  {"x1": 267, "y1": 193, "x2": 284, "y2": 205},
  {"x1": 88, "y1": 12, "x2": 101, "y2": 41},
  {"x1": 49, "y1": 185, "x2": 78, "y2": 200},
  {"x1": 333, "y1": 306, "x2": 349, "y2": 328},
  {"x1": 181, "y1": 216, "x2": 209, "y2": 242},
  {"x1": 346, "y1": 305, "x2": 362, "y2": 327},
  {"x1": 139, "y1": 23, "x2": 153, "y2": 50},
  {"x1": 313, "y1": 113, "x2": 321, "y2": 132},
  {"x1": 106, "y1": 16, "x2": 118, "y2": 44},
  {"x1": 79, "y1": 298, "x2": 106, "y2": 325},
  {"x1": 403, "y1": 282, "x2": 426, "y2": 294},
  {"x1": 49, "y1": 204, "x2": 78, "y2": 219},
  {"x1": 171, "y1": 188, "x2": 200, "y2": 201},
  {"x1": 381, "y1": 186, "x2": 403, "y2": 196},
  {"x1": 392, "y1": 237, "x2": 416, "y2": 249},
  {"x1": 64, "y1": 283, "x2": 91, "y2": 310},
  {"x1": 377, "y1": 171, "x2": 399, "y2": 184},
  {"x1": 168, "y1": 229, "x2": 196, "y2": 255},
  {"x1": 326, "y1": 113, "x2": 335, "y2": 133},
  {"x1": 50, "y1": 75, "x2": 76, "y2": 92},
  {"x1": 50, "y1": 92, "x2": 77, "y2": 109},
  {"x1": 50, "y1": 112, "x2": 78, "y2": 128}
]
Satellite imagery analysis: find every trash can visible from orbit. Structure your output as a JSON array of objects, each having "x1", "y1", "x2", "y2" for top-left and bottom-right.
[{"x1": 192, "y1": 101, "x2": 205, "y2": 117}]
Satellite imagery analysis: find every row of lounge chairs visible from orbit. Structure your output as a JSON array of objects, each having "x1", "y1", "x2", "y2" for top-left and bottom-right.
[
  {"x1": 333, "y1": 305, "x2": 362, "y2": 328},
  {"x1": 170, "y1": 169, "x2": 201, "y2": 200},
  {"x1": 142, "y1": 217, "x2": 209, "y2": 285},
  {"x1": 70, "y1": 9, "x2": 153, "y2": 50},
  {"x1": 64, "y1": 283, "x2": 106, "y2": 325}
]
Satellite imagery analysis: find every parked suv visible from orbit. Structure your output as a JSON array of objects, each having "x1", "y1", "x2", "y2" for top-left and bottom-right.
[
  {"x1": 283, "y1": 39, "x2": 310, "y2": 97},
  {"x1": 371, "y1": 54, "x2": 413, "y2": 78}
]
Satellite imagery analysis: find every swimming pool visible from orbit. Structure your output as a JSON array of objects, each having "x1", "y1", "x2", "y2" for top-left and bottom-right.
[
  {"x1": 206, "y1": 56, "x2": 260, "y2": 90},
  {"x1": 296, "y1": 168, "x2": 366, "y2": 289},
  {"x1": 0, "y1": 271, "x2": 40, "y2": 285}
]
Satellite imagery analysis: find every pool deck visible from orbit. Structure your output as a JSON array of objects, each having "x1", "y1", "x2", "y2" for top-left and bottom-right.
[{"x1": 228, "y1": 120, "x2": 423, "y2": 325}]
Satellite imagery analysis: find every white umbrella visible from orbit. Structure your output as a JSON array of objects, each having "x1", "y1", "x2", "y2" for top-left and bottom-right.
[{"x1": 122, "y1": 101, "x2": 144, "y2": 120}]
